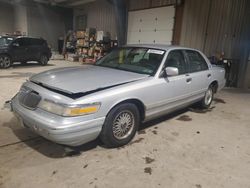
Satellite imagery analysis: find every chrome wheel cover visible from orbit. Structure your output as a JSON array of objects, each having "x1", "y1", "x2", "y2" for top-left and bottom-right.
[
  {"x1": 205, "y1": 88, "x2": 213, "y2": 105},
  {"x1": 112, "y1": 110, "x2": 135, "y2": 140}
]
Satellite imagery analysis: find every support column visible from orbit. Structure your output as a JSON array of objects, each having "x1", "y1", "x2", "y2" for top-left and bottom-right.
[{"x1": 112, "y1": 0, "x2": 127, "y2": 46}]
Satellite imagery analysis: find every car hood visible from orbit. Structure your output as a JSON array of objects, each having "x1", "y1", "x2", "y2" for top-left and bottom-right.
[{"x1": 30, "y1": 65, "x2": 149, "y2": 94}]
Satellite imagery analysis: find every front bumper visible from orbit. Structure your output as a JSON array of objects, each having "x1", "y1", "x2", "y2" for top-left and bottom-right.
[{"x1": 10, "y1": 95, "x2": 105, "y2": 146}]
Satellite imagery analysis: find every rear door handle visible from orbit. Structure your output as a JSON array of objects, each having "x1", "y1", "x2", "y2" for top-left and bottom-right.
[{"x1": 186, "y1": 78, "x2": 192, "y2": 83}]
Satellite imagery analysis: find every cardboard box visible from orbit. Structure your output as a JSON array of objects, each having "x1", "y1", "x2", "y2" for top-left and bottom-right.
[
  {"x1": 96, "y1": 31, "x2": 111, "y2": 42},
  {"x1": 76, "y1": 31, "x2": 85, "y2": 38}
]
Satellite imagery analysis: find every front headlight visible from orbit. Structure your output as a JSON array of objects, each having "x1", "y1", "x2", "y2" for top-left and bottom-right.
[{"x1": 38, "y1": 99, "x2": 101, "y2": 117}]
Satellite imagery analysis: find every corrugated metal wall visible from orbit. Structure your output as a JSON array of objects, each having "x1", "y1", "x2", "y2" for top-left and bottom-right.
[
  {"x1": 180, "y1": 0, "x2": 248, "y2": 59},
  {"x1": 74, "y1": 0, "x2": 117, "y2": 39},
  {"x1": 128, "y1": 0, "x2": 176, "y2": 10}
]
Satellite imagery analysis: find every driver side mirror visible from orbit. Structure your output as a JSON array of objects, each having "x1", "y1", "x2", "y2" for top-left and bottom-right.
[
  {"x1": 12, "y1": 43, "x2": 19, "y2": 47},
  {"x1": 165, "y1": 67, "x2": 179, "y2": 77}
]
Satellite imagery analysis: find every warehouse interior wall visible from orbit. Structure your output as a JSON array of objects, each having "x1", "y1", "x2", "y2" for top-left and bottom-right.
[
  {"x1": 26, "y1": 4, "x2": 66, "y2": 50},
  {"x1": 14, "y1": 4, "x2": 28, "y2": 35},
  {"x1": 0, "y1": 1, "x2": 73, "y2": 51},
  {"x1": 180, "y1": 0, "x2": 250, "y2": 88},
  {"x1": 0, "y1": 2, "x2": 15, "y2": 35},
  {"x1": 74, "y1": 0, "x2": 117, "y2": 40}
]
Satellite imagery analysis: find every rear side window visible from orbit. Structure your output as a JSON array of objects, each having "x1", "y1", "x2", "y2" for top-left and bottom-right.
[
  {"x1": 15, "y1": 38, "x2": 30, "y2": 46},
  {"x1": 185, "y1": 50, "x2": 208, "y2": 72},
  {"x1": 165, "y1": 50, "x2": 187, "y2": 75},
  {"x1": 30, "y1": 38, "x2": 46, "y2": 46}
]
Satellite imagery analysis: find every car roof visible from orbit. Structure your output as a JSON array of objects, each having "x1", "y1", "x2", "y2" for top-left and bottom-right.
[
  {"x1": 0, "y1": 35, "x2": 16, "y2": 38},
  {"x1": 124, "y1": 44, "x2": 197, "y2": 51},
  {"x1": 15, "y1": 36, "x2": 44, "y2": 40},
  {"x1": 0, "y1": 36, "x2": 44, "y2": 40}
]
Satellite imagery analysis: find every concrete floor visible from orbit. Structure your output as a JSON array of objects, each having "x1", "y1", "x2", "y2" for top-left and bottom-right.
[{"x1": 0, "y1": 60, "x2": 250, "y2": 188}]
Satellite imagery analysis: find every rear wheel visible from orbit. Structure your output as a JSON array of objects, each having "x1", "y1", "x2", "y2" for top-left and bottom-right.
[
  {"x1": 39, "y1": 54, "x2": 48, "y2": 66},
  {"x1": 0, "y1": 55, "x2": 12, "y2": 68},
  {"x1": 200, "y1": 86, "x2": 214, "y2": 109},
  {"x1": 100, "y1": 103, "x2": 140, "y2": 148}
]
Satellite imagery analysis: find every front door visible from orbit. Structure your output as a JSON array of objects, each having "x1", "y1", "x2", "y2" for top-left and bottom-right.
[{"x1": 146, "y1": 50, "x2": 191, "y2": 119}]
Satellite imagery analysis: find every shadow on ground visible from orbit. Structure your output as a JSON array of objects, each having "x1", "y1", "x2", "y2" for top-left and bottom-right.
[
  {"x1": 10, "y1": 62, "x2": 55, "y2": 69},
  {"x1": 4, "y1": 104, "x2": 217, "y2": 158}
]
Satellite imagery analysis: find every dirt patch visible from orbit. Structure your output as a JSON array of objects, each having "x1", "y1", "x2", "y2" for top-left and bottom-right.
[
  {"x1": 214, "y1": 98, "x2": 226, "y2": 104},
  {"x1": 177, "y1": 115, "x2": 192, "y2": 121},
  {"x1": 52, "y1": 170, "x2": 57, "y2": 176},
  {"x1": 154, "y1": 127, "x2": 158, "y2": 129},
  {"x1": 138, "y1": 130, "x2": 146, "y2": 135},
  {"x1": 195, "y1": 184, "x2": 202, "y2": 188},
  {"x1": 152, "y1": 130, "x2": 158, "y2": 135},
  {"x1": 83, "y1": 164, "x2": 88, "y2": 168},
  {"x1": 144, "y1": 157, "x2": 155, "y2": 164},
  {"x1": 189, "y1": 106, "x2": 215, "y2": 114},
  {"x1": 144, "y1": 167, "x2": 152, "y2": 175}
]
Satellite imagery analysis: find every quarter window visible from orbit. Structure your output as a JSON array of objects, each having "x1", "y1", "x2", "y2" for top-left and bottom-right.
[
  {"x1": 185, "y1": 50, "x2": 208, "y2": 72},
  {"x1": 165, "y1": 50, "x2": 187, "y2": 75}
]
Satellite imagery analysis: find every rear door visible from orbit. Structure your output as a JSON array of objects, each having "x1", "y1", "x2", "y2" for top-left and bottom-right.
[
  {"x1": 11, "y1": 38, "x2": 29, "y2": 62},
  {"x1": 184, "y1": 50, "x2": 211, "y2": 99},
  {"x1": 28, "y1": 38, "x2": 40, "y2": 60}
]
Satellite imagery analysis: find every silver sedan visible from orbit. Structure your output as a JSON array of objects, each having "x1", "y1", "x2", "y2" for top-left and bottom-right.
[{"x1": 7, "y1": 45, "x2": 226, "y2": 148}]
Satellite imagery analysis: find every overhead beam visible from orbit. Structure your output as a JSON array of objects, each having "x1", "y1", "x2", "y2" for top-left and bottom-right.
[
  {"x1": 61, "y1": 0, "x2": 95, "y2": 7},
  {"x1": 112, "y1": 0, "x2": 127, "y2": 46}
]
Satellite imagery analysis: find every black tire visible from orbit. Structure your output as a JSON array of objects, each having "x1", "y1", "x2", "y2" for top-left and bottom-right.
[
  {"x1": 100, "y1": 103, "x2": 140, "y2": 148},
  {"x1": 0, "y1": 55, "x2": 12, "y2": 69},
  {"x1": 39, "y1": 54, "x2": 48, "y2": 66},
  {"x1": 200, "y1": 85, "x2": 214, "y2": 109}
]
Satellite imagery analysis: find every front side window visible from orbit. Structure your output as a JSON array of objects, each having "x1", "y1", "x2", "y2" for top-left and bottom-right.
[
  {"x1": 185, "y1": 50, "x2": 208, "y2": 73},
  {"x1": 165, "y1": 50, "x2": 187, "y2": 75},
  {"x1": 95, "y1": 47, "x2": 165, "y2": 75}
]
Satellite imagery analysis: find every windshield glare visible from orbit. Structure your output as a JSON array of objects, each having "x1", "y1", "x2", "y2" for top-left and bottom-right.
[
  {"x1": 95, "y1": 47, "x2": 165, "y2": 75},
  {"x1": 0, "y1": 37, "x2": 14, "y2": 46}
]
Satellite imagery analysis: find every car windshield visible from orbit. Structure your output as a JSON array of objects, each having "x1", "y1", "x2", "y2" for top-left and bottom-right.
[
  {"x1": 0, "y1": 37, "x2": 14, "y2": 46},
  {"x1": 95, "y1": 47, "x2": 165, "y2": 75}
]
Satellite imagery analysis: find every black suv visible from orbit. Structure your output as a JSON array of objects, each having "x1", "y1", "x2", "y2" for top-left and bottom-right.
[{"x1": 0, "y1": 36, "x2": 52, "y2": 68}]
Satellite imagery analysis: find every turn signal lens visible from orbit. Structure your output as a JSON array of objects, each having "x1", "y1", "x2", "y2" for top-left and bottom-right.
[{"x1": 69, "y1": 105, "x2": 100, "y2": 116}]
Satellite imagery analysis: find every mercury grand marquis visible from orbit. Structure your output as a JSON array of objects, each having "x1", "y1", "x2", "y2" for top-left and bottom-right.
[{"x1": 6, "y1": 45, "x2": 226, "y2": 148}]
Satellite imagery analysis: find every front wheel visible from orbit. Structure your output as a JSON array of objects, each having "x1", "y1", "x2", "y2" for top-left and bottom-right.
[
  {"x1": 0, "y1": 55, "x2": 12, "y2": 69},
  {"x1": 39, "y1": 54, "x2": 48, "y2": 66},
  {"x1": 100, "y1": 103, "x2": 140, "y2": 148},
  {"x1": 200, "y1": 86, "x2": 214, "y2": 109}
]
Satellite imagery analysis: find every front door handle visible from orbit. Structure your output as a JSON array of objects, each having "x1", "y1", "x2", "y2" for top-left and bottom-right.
[
  {"x1": 207, "y1": 74, "x2": 211, "y2": 78},
  {"x1": 186, "y1": 78, "x2": 192, "y2": 83}
]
